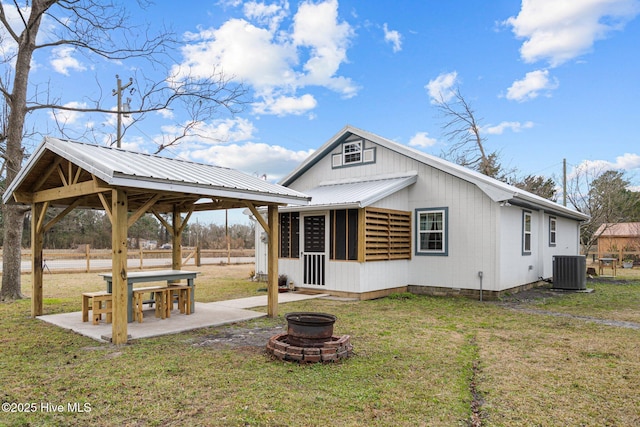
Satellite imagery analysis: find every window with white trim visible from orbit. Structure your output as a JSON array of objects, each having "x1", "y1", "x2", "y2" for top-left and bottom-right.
[
  {"x1": 343, "y1": 141, "x2": 362, "y2": 165},
  {"x1": 522, "y1": 211, "x2": 532, "y2": 255},
  {"x1": 549, "y1": 217, "x2": 557, "y2": 247},
  {"x1": 332, "y1": 140, "x2": 375, "y2": 168},
  {"x1": 416, "y1": 208, "x2": 447, "y2": 255}
]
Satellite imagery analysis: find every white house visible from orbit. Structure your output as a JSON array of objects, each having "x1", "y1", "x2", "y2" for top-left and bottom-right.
[{"x1": 251, "y1": 126, "x2": 589, "y2": 299}]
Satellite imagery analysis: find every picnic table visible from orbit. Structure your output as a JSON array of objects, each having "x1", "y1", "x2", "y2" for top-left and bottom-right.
[
  {"x1": 597, "y1": 258, "x2": 617, "y2": 277},
  {"x1": 100, "y1": 270, "x2": 197, "y2": 322}
]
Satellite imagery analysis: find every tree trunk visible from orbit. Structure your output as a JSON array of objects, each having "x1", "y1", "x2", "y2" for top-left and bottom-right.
[
  {"x1": 0, "y1": 205, "x2": 25, "y2": 300},
  {"x1": 0, "y1": 1, "x2": 45, "y2": 300}
]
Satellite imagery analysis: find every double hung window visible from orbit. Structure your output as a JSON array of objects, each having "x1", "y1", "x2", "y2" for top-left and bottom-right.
[
  {"x1": 549, "y1": 217, "x2": 557, "y2": 247},
  {"x1": 416, "y1": 208, "x2": 447, "y2": 255},
  {"x1": 522, "y1": 211, "x2": 532, "y2": 255}
]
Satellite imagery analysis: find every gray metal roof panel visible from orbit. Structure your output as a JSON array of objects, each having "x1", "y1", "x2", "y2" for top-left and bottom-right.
[
  {"x1": 280, "y1": 125, "x2": 589, "y2": 221},
  {"x1": 4, "y1": 137, "x2": 310, "y2": 206},
  {"x1": 301, "y1": 173, "x2": 417, "y2": 208}
]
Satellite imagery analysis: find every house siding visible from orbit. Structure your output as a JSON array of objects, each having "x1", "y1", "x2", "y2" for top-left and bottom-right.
[
  {"x1": 252, "y1": 127, "x2": 587, "y2": 298},
  {"x1": 407, "y1": 165, "x2": 499, "y2": 291}
]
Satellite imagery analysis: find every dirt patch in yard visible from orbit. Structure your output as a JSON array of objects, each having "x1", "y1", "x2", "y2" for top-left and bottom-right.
[{"x1": 191, "y1": 324, "x2": 286, "y2": 350}]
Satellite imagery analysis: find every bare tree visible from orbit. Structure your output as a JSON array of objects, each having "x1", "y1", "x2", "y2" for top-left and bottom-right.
[
  {"x1": 0, "y1": 1, "x2": 246, "y2": 300},
  {"x1": 434, "y1": 87, "x2": 563, "y2": 201},
  {"x1": 434, "y1": 87, "x2": 498, "y2": 178}
]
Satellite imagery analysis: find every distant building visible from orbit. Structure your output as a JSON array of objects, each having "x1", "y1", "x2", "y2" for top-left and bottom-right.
[{"x1": 595, "y1": 222, "x2": 640, "y2": 260}]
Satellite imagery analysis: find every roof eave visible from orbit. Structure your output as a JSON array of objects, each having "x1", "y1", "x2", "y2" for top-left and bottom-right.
[{"x1": 110, "y1": 175, "x2": 310, "y2": 206}]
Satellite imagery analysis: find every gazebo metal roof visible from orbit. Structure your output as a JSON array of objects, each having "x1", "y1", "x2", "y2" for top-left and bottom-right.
[{"x1": 3, "y1": 137, "x2": 310, "y2": 211}]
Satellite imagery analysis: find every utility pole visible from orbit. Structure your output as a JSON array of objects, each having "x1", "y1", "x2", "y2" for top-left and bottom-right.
[
  {"x1": 112, "y1": 75, "x2": 133, "y2": 148},
  {"x1": 563, "y1": 158, "x2": 567, "y2": 207}
]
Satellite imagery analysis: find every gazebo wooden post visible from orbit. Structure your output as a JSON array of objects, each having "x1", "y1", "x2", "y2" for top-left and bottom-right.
[
  {"x1": 31, "y1": 202, "x2": 45, "y2": 317},
  {"x1": 172, "y1": 205, "x2": 182, "y2": 271},
  {"x1": 111, "y1": 189, "x2": 129, "y2": 345},
  {"x1": 267, "y1": 205, "x2": 279, "y2": 317}
]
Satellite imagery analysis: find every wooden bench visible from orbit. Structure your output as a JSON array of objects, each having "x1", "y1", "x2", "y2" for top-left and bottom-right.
[
  {"x1": 168, "y1": 284, "x2": 192, "y2": 315},
  {"x1": 82, "y1": 291, "x2": 112, "y2": 325},
  {"x1": 132, "y1": 286, "x2": 171, "y2": 323}
]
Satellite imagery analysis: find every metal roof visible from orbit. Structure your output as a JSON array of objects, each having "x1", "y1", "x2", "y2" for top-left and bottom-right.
[
  {"x1": 281, "y1": 125, "x2": 589, "y2": 221},
  {"x1": 595, "y1": 222, "x2": 640, "y2": 237},
  {"x1": 3, "y1": 137, "x2": 310, "y2": 212},
  {"x1": 294, "y1": 172, "x2": 418, "y2": 210}
]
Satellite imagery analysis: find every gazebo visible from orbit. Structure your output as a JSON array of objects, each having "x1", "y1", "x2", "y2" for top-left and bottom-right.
[{"x1": 2, "y1": 137, "x2": 310, "y2": 344}]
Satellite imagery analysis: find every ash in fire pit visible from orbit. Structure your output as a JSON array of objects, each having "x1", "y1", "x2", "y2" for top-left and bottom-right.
[{"x1": 266, "y1": 312, "x2": 353, "y2": 363}]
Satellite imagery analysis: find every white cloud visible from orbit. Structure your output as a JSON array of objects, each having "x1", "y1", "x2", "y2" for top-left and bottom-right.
[
  {"x1": 252, "y1": 94, "x2": 317, "y2": 116},
  {"x1": 186, "y1": 141, "x2": 315, "y2": 180},
  {"x1": 613, "y1": 152, "x2": 640, "y2": 170},
  {"x1": 48, "y1": 101, "x2": 88, "y2": 125},
  {"x1": 484, "y1": 121, "x2": 534, "y2": 135},
  {"x1": 569, "y1": 153, "x2": 640, "y2": 182},
  {"x1": 174, "y1": 0, "x2": 357, "y2": 117},
  {"x1": 425, "y1": 71, "x2": 458, "y2": 103},
  {"x1": 292, "y1": 0, "x2": 356, "y2": 95},
  {"x1": 504, "y1": 0, "x2": 640, "y2": 66},
  {"x1": 50, "y1": 46, "x2": 87, "y2": 75},
  {"x1": 159, "y1": 117, "x2": 256, "y2": 147},
  {"x1": 243, "y1": 0, "x2": 289, "y2": 32},
  {"x1": 176, "y1": 18, "x2": 297, "y2": 91},
  {"x1": 506, "y1": 69, "x2": 559, "y2": 102},
  {"x1": 383, "y1": 23, "x2": 402, "y2": 52},
  {"x1": 409, "y1": 132, "x2": 437, "y2": 148}
]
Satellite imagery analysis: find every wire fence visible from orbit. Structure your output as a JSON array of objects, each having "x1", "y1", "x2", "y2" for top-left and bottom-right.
[{"x1": 0, "y1": 247, "x2": 255, "y2": 274}]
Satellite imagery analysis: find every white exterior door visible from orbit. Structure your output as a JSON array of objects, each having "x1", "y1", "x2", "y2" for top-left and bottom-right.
[{"x1": 302, "y1": 214, "x2": 327, "y2": 286}]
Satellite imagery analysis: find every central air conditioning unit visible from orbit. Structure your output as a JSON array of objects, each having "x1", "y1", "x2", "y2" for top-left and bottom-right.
[{"x1": 552, "y1": 255, "x2": 587, "y2": 290}]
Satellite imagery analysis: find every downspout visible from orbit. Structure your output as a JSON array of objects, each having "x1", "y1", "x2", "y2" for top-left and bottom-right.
[{"x1": 477, "y1": 271, "x2": 483, "y2": 302}]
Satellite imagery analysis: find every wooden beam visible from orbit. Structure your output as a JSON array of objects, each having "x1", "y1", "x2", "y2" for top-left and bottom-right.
[
  {"x1": 31, "y1": 202, "x2": 45, "y2": 317},
  {"x1": 72, "y1": 163, "x2": 82, "y2": 184},
  {"x1": 31, "y1": 179, "x2": 111, "y2": 204},
  {"x1": 33, "y1": 158, "x2": 62, "y2": 192},
  {"x1": 42, "y1": 199, "x2": 83, "y2": 233},
  {"x1": 35, "y1": 201, "x2": 49, "y2": 235},
  {"x1": 267, "y1": 205, "x2": 279, "y2": 317},
  {"x1": 111, "y1": 189, "x2": 129, "y2": 345},
  {"x1": 152, "y1": 209, "x2": 174, "y2": 235},
  {"x1": 176, "y1": 206, "x2": 194, "y2": 235},
  {"x1": 98, "y1": 192, "x2": 112, "y2": 224},
  {"x1": 358, "y1": 208, "x2": 366, "y2": 262},
  {"x1": 128, "y1": 194, "x2": 161, "y2": 227},
  {"x1": 245, "y1": 201, "x2": 270, "y2": 234},
  {"x1": 57, "y1": 163, "x2": 68, "y2": 187}
]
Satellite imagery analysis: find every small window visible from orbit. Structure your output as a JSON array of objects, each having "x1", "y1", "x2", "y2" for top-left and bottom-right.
[
  {"x1": 416, "y1": 208, "x2": 447, "y2": 255},
  {"x1": 549, "y1": 217, "x2": 557, "y2": 247},
  {"x1": 343, "y1": 141, "x2": 362, "y2": 165},
  {"x1": 522, "y1": 211, "x2": 532, "y2": 255}
]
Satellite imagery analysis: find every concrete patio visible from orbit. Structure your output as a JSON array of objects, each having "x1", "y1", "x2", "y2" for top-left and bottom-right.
[{"x1": 38, "y1": 292, "x2": 329, "y2": 343}]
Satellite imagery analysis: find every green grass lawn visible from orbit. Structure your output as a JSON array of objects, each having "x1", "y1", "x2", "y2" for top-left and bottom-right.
[{"x1": 1, "y1": 265, "x2": 639, "y2": 426}]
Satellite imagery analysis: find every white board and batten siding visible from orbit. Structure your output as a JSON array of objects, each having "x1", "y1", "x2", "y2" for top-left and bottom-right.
[
  {"x1": 406, "y1": 163, "x2": 500, "y2": 291},
  {"x1": 252, "y1": 126, "x2": 588, "y2": 297}
]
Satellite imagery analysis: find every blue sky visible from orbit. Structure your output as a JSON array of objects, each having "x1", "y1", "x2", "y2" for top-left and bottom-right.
[{"x1": 5, "y1": 1, "x2": 640, "y2": 223}]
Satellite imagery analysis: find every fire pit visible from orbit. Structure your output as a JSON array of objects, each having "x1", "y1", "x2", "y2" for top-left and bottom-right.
[
  {"x1": 285, "y1": 312, "x2": 336, "y2": 347},
  {"x1": 266, "y1": 312, "x2": 353, "y2": 363}
]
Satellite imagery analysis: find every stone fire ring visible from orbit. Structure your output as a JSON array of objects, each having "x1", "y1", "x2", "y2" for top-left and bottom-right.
[{"x1": 266, "y1": 333, "x2": 353, "y2": 363}]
